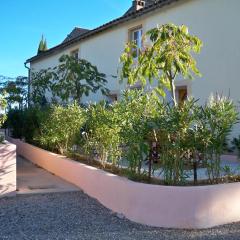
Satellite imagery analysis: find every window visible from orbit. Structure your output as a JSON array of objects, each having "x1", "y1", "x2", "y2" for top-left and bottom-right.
[
  {"x1": 176, "y1": 86, "x2": 188, "y2": 104},
  {"x1": 129, "y1": 26, "x2": 143, "y2": 58},
  {"x1": 70, "y1": 49, "x2": 79, "y2": 60}
]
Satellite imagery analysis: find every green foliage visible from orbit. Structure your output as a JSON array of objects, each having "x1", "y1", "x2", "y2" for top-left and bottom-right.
[
  {"x1": 154, "y1": 99, "x2": 200, "y2": 185},
  {"x1": 120, "y1": 23, "x2": 202, "y2": 105},
  {"x1": 6, "y1": 90, "x2": 238, "y2": 185},
  {"x1": 0, "y1": 94, "x2": 7, "y2": 128},
  {"x1": 36, "y1": 103, "x2": 85, "y2": 154},
  {"x1": 31, "y1": 69, "x2": 52, "y2": 106},
  {"x1": 6, "y1": 107, "x2": 47, "y2": 142},
  {"x1": 83, "y1": 101, "x2": 122, "y2": 167},
  {"x1": 31, "y1": 55, "x2": 109, "y2": 105},
  {"x1": 51, "y1": 55, "x2": 109, "y2": 104},
  {"x1": 23, "y1": 107, "x2": 48, "y2": 144},
  {"x1": 115, "y1": 89, "x2": 159, "y2": 176},
  {"x1": 198, "y1": 95, "x2": 239, "y2": 182},
  {"x1": 37, "y1": 35, "x2": 48, "y2": 54},
  {"x1": 6, "y1": 109, "x2": 24, "y2": 138},
  {"x1": 0, "y1": 76, "x2": 28, "y2": 109}
]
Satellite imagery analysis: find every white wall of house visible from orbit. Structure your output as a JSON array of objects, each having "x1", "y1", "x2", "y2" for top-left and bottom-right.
[{"x1": 30, "y1": 0, "x2": 240, "y2": 135}]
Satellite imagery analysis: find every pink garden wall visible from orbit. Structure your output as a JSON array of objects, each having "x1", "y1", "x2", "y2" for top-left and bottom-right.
[{"x1": 9, "y1": 137, "x2": 240, "y2": 229}]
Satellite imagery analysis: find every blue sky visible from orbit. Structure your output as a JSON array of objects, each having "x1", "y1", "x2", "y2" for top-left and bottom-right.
[{"x1": 0, "y1": 0, "x2": 130, "y2": 78}]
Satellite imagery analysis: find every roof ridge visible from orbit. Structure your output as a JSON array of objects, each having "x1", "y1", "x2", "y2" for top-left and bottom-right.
[{"x1": 26, "y1": 0, "x2": 182, "y2": 63}]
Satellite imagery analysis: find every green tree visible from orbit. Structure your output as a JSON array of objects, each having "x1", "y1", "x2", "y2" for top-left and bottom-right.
[
  {"x1": 120, "y1": 23, "x2": 203, "y2": 106},
  {"x1": 36, "y1": 103, "x2": 85, "y2": 154},
  {"x1": 31, "y1": 55, "x2": 109, "y2": 106},
  {"x1": 0, "y1": 76, "x2": 28, "y2": 109},
  {"x1": 37, "y1": 35, "x2": 48, "y2": 54},
  {"x1": 30, "y1": 69, "x2": 52, "y2": 106},
  {"x1": 50, "y1": 55, "x2": 109, "y2": 105},
  {"x1": 0, "y1": 94, "x2": 7, "y2": 128}
]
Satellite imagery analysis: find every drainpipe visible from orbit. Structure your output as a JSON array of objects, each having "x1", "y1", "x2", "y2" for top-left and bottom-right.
[{"x1": 24, "y1": 61, "x2": 31, "y2": 108}]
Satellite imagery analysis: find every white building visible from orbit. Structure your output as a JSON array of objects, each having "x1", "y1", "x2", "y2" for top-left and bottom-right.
[{"x1": 26, "y1": 0, "x2": 240, "y2": 134}]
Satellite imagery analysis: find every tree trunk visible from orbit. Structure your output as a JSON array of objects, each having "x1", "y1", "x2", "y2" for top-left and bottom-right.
[{"x1": 170, "y1": 78, "x2": 177, "y2": 106}]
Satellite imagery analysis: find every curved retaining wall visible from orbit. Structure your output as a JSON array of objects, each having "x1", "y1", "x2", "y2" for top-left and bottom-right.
[{"x1": 9, "y1": 137, "x2": 240, "y2": 229}]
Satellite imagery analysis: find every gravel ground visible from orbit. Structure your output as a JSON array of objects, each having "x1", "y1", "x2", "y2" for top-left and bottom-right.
[{"x1": 0, "y1": 191, "x2": 240, "y2": 240}]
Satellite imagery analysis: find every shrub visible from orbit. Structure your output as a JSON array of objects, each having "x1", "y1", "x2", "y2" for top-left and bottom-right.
[
  {"x1": 83, "y1": 101, "x2": 122, "y2": 167},
  {"x1": 116, "y1": 89, "x2": 159, "y2": 178},
  {"x1": 6, "y1": 107, "x2": 48, "y2": 143},
  {"x1": 198, "y1": 95, "x2": 239, "y2": 182},
  {"x1": 36, "y1": 103, "x2": 85, "y2": 154},
  {"x1": 154, "y1": 99, "x2": 200, "y2": 185},
  {"x1": 7, "y1": 109, "x2": 24, "y2": 138}
]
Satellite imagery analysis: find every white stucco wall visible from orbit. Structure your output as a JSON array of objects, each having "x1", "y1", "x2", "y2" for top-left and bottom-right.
[{"x1": 30, "y1": 0, "x2": 240, "y2": 135}]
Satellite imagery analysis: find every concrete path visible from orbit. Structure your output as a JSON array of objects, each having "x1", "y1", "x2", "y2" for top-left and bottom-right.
[{"x1": 17, "y1": 156, "x2": 80, "y2": 194}]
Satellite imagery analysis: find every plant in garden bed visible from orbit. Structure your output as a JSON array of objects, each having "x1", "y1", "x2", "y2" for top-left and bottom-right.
[
  {"x1": 115, "y1": 89, "x2": 160, "y2": 179},
  {"x1": 6, "y1": 106, "x2": 49, "y2": 143},
  {"x1": 120, "y1": 23, "x2": 202, "y2": 105},
  {"x1": 82, "y1": 101, "x2": 122, "y2": 168},
  {"x1": 197, "y1": 95, "x2": 239, "y2": 183},
  {"x1": 36, "y1": 103, "x2": 86, "y2": 154},
  {"x1": 153, "y1": 99, "x2": 201, "y2": 185}
]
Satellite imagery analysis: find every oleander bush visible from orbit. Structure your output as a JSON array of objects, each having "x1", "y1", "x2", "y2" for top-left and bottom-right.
[
  {"x1": 36, "y1": 103, "x2": 86, "y2": 154},
  {"x1": 82, "y1": 101, "x2": 122, "y2": 167},
  {"x1": 6, "y1": 90, "x2": 238, "y2": 185},
  {"x1": 115, "y1": 90, "x2": 160, "y2": 178}
]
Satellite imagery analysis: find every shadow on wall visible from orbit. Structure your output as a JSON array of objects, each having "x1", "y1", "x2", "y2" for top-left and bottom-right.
[{"x1": 0, "y1": 142, "x2": 16, "y2": 197}]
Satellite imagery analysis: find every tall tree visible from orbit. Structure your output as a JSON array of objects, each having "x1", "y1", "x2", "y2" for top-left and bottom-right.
[
  {"x1": 0, "y1": 94, "x2": 7, "y2": 128},
  {"x1": 120, "y1": 23, "x2": 203, "y2": 106},
  {"x1": 0, "y1": 76, "x2": 28, "y2": 109},
  {"x1": 30, "y1": 55, "x2": 109, "y2": 105},
  {"x1": 30, "y1": 69, "x2": 52, "y2": 106},
  {"x1": 51, "y1": 55, "x2": 109, "y2": 104},
  {"x1": 37, "y1": 35, "x2": 48, "y2": 54}
]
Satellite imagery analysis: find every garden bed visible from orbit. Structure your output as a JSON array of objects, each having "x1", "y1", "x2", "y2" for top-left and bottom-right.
[{"x1": 8, "y1": 137, "x2": 240, "y2": 229}]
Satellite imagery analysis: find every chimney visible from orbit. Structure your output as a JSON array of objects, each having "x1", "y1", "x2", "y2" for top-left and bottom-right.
[{"x1": 132, "y1": 0, "x2": 145, "y2": 11}]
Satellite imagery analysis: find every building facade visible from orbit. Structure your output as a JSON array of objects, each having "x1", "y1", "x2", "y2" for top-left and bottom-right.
[{"x1": 26, "y1": 0, "x2": 240, "y2": 135}]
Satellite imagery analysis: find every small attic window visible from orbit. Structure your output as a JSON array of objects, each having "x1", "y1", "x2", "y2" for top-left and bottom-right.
[{"x1": 70, "y1": 49, "x2": 79, "y2": 60}]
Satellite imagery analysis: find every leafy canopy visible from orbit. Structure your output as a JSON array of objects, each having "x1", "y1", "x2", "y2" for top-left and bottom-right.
[
  {"x1": 0, "y1": 76, "x2": 28, "y2": 109},
  {"x1": 36, "y1": 103, "x2": 86, "y2": 154},
  {"x1": 37, "y1": 35, "x2": 48, "y2": 54},
  {"x1": 120, "y1": 23, "x2": 203, "y2": 105},
  {"x1": 31, "y1": 55, "x2": 109, "y2": 105},
  {"x1": 51, "y1": 55, "x2": 109, "y2": 104}
]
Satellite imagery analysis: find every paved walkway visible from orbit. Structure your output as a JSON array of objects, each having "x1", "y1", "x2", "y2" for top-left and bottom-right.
[
  {"x1": 0, "y1": 191, "x2": 240, "y2": 240},
  {"x1": 17, "y1": 156, "x2": 79, "y2": 194}
]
